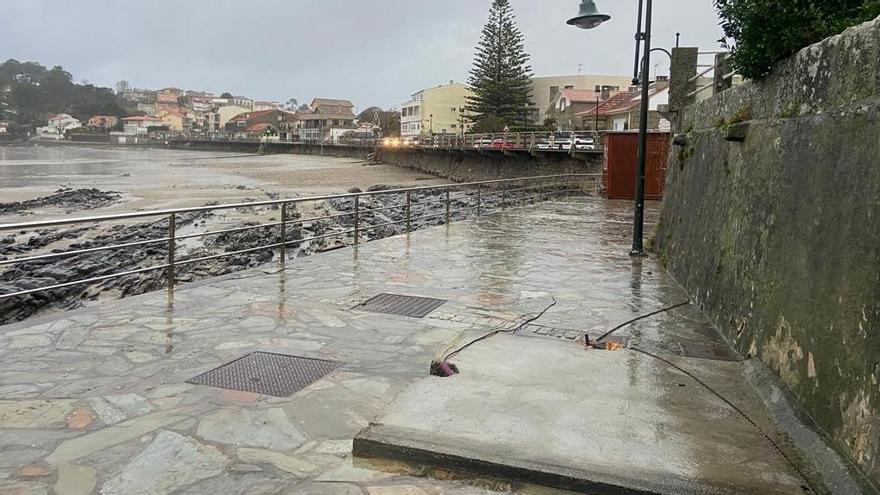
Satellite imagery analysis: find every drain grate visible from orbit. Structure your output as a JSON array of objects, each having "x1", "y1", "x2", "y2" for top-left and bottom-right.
[
  {"x1": 677, "y1": 342, "x2": 741, "y2": 362},
  {"x1": 187, "y1": 352, "x2": 338, "y2": 397},
  {"x1": 354, "y1": 293, "x2": 447, "y2": 318}
]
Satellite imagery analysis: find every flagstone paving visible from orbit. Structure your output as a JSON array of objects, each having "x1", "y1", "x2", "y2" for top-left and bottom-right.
[{"x1": 0, "y1": 198, "x2": 810, "y2": 494}]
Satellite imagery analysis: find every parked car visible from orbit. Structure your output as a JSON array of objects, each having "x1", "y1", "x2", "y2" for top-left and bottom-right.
[
  {"x1": 535, "y1": 135, "x2": 554, "y2": 150},
  {"x1": 490, "y1": 138, "x2": 516, "y2": 150},
  {"x1": 559, "y1": 134, "x2": 596, "y2": 151},
  {"x1": 472, "y1": 137, "x2": 494, "y2": 149}
]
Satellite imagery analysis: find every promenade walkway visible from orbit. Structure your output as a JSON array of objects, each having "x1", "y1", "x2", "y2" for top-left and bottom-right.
[{"x1": 0, "y1": 199, "x2": 809, "y2": 494}]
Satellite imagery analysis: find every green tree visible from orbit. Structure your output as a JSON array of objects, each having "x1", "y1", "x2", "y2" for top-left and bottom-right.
[
  {"x1": 715, "y1": 0, "x2": 880, "y2": 79},
  {"x1": 466, "y1": 0, "x2": 534, "y2": 128},
  {"x1": 356, "y1": 106, "x2": 401, "y2": 137}
]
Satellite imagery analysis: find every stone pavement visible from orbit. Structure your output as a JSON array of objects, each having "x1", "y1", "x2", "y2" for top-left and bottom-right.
[{"x1": 0, "y1": 198, "x2": 817, "y2": 494}]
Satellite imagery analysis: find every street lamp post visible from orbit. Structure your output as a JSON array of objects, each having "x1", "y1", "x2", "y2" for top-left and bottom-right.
[{"x1": 569, "y1": 0, "x2": 651, "y2": 256}]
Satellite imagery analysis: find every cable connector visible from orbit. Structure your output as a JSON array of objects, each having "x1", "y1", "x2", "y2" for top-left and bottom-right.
[{"x1": 430, "y1": 360, "x2": 459, "y2": 377}]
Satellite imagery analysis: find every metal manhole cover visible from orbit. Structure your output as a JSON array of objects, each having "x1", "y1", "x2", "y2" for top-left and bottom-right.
[
  {"x1": 354, "y1": 293, "x2": 447, "y2": 318},
  {"x1": 187, "y1": 352, "x2": 338, "y2": 397},
  {"x1": 677, "y1": 342, "x2": 741, "y2": 361}
]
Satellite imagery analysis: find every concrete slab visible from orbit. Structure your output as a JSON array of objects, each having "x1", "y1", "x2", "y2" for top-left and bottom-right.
[{"x1": 355, "y1": 336, "x2": 808, "y2": 495}]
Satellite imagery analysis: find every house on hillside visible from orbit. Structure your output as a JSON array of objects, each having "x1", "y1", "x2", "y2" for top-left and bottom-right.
[
  {"x1": 158, "y1": 109, "x2": 190, "y2": 132},
  {"x1": 156, "y1": 87, "x2": 185, "y2": 113},
  {"x1": 206, "y1": 105, "x2": 250, "y2": 135},
  {"x1": 121, "y1": 116, "x2": 165, "y2": 135},
  {"x1": 224, "y1": 109, "x2": 298, "y2": 140},
  {"x1": 298, "y1": 98, "x2": 356, "y2": 142},
  {"x1": 0, "y1": 121, "x2": 9, "y2": 134},
  {"x1": 88, "y1": 115, "x2": 119, "y2": 130},
  {"x1": 253, "y1": 101, "x2": 282, "y2": 111},
  {"x1": 35, "y1": 114, "x2": 81, "y2": 141}
]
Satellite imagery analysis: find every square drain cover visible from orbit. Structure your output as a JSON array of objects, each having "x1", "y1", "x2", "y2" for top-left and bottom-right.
[
  {"x1": 187, "y1": 352, "x2": 338, "y2": 397},
  {"x1": 354, "y1": 293, "x2": 447, "y2": 318},
  {"x1": 677, "y1": 342, "x2": 740, "y2": 362}
]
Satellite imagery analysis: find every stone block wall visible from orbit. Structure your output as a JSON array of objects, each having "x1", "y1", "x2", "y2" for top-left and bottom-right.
[
  {"x1": 378, "y1": 149, "x2": 602, "y2": 183},
  {"x1": 656, "y1": 16, "x2": 880, "y2": 483}
]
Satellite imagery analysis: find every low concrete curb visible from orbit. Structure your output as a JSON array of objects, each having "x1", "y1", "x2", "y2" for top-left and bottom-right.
[{"x1": 353, "y1": 424, "x2": 719, "y2": 495}]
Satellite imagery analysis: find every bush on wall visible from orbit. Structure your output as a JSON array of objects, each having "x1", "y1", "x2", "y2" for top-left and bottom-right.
[{"x1": 715, "y1": 0, "x2": 880, "y2": 79}]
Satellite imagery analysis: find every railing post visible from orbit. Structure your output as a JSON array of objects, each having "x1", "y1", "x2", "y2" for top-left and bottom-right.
[
  {"x1": 353, "y1": 195, "x2": 360, "y2": 246},
  {"x1": 280, "y1": 202, "x2": 287, "y2": 264},
  {"x1": 405, "y1": 191, "x2": 412, "y2": 233},
  {"x1": 476, "y1": 185, "x2": 482, "y2": 217},
  {"x1": 167, "y1": 213, "x2": 176, "y2": 290},
  {"x1": 501, "y1": 186, "x2": 506, "y2": 211},
  {"x1": 445, "y1": 190, "x2": 451, "y2": 223}
]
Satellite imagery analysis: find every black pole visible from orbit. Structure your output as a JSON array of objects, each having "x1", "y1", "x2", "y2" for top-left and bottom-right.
[
  {"x1": 631, "y1": 0, "x2": 652, "y2": 256},
  {"x1": 632, "y1": 0, "x2": 645, "y2": 85}
]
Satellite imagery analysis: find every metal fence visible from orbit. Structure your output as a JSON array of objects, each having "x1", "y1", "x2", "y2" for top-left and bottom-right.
[
  {"x1": 165, "y1": 131, "x2": 608, "y2": 154},
  {"x1": 0, "y1": 174, "x2": 601, "y2": 302}
]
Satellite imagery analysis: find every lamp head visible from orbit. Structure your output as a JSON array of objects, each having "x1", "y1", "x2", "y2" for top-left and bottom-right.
[{"x1": 567, "y1": 0, "x2": 611, "y2": 30}]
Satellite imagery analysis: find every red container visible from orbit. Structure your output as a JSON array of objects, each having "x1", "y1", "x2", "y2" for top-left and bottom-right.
[{"x1": 603, "y1": 131, "x2": 670, "y2": 200}]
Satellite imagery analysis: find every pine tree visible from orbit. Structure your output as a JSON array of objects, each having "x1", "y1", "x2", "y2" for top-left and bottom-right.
[{"x1": 466, "y1": 0, "x2": 534, "y2": 130}]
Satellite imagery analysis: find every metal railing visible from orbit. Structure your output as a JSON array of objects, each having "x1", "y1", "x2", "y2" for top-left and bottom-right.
[
  {"x1": 166, "y1": 131, "x2": 608, "y2": 154},
  {"x1": 687, "y1": 52, "x2": 738, "y2": 99},
  {"x1": 0, "y1": 174, "x2": 601, "y2": 302}
]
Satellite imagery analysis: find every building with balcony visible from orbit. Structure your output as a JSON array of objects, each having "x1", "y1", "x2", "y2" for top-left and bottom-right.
[
  {"x1": 298, "y1": 98, "x2": 356, "y2": 142},
  {"x1": 400, "y1": 81, "x2": 473, "y2": 138},
  {"x1": 121, "y1": 115, "x2": 165, "y2": 135},
  {"x1": 224, "y1": 109, "x2": 298, "y2": 140},
  {"x1": 87, "y1": 115, "x2": 119, "y2": 130}
]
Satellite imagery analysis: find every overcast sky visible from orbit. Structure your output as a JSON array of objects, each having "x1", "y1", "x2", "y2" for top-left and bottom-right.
[{"x1": 1, "y1": 0, "x2": 724, "y2": 110}]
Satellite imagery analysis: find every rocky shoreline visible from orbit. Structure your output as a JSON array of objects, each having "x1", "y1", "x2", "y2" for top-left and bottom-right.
[{"x1": 1, "y1": 183, "x2": 571, "y2": 325}]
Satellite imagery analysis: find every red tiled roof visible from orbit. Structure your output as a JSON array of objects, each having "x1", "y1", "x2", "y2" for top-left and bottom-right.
[
  {"x1": 246, "y1": 123, "x2": 273, "y2": 132},
  {"x1": 558, "y1": 89, "x2": 602, "y2": 103},
  {"x1": 122, "y1": 116, "x2": 163, "y2": 122},
  {"x1": 575, "y1": 85, "x2": 668, "y2": 117},
  {"x1": 228, "y1": 109, "x2": 275, "y2": 122}
]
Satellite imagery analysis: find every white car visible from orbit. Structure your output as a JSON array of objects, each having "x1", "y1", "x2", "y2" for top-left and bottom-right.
[{"x1": 472, "y1": 138, "x2": 494, "y2": 149}]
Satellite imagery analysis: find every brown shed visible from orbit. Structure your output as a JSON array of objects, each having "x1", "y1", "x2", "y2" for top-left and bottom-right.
[{"x1": 603, "y1": 131, "x2": 670, "y2": 200}]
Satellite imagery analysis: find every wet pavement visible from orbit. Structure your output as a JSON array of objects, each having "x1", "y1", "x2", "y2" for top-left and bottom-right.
[{"x1": 0, "y1": 198, "x2": 807, "y2": 494}]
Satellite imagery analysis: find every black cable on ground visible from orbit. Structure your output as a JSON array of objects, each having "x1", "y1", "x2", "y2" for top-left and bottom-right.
[
  {"x1": 594, "y1": 300, "x2": 690, "y2": 343},
  {"x1": 593, "y1": 301, "x2": 814, "y2": 492},
  {"x1": 442, "y1": 296, "x2": 557, "y2": 362},
  {"x1": 629, "y1": 347, "x2": 815, "y2": 493}
]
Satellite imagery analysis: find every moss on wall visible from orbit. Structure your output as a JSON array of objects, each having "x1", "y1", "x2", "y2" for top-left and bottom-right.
[{"x1": 657, "y1": 16, "x2": 880, "y2": 485}]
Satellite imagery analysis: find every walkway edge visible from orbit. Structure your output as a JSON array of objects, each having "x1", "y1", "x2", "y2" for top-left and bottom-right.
[{"x1": 353, "y1": 423, "x2": 718, "y2": 495}]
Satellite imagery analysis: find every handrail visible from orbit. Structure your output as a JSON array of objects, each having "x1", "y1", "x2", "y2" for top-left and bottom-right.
[
  {"x1": 0, "y1": 174, "x2": 595, "y2": 231},
  {"x1": 0, "y1": 174, "x2": 601, "y2": 303}
]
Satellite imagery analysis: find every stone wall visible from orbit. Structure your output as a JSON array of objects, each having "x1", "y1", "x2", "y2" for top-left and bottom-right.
[
  {"x1": 378, "y1": 148, "x2": 602, "y2": 182},
  {"x1": 165, "y1": 140, "x2": 373, "y2": 160},
  {"x1": 166, "y1": 140, "x2": 602, "y2": 183},
  {"x1": 656, "y1": 16, "x2": 880, "y2": 484}
]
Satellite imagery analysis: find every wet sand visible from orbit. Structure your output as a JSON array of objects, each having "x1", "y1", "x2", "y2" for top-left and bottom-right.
[{"x1": 0, "y1": 145, "x2": 448, "y2": 221}]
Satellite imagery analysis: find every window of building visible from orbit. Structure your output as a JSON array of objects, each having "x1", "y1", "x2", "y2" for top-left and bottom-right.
[
  {"x1": 564, "y1": 85, "x2": 574, "y2": 89},
  {"x1": 550, "y1": 86, "x2": 559, "y2": 102}
]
